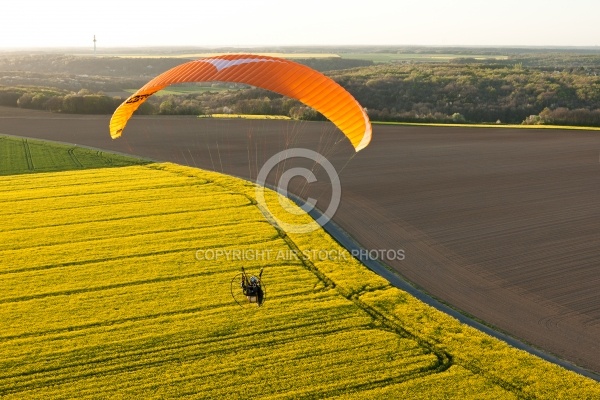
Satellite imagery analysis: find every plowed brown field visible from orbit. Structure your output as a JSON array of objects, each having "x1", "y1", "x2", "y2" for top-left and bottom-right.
[{"x1": 2, "y1": 106, "x2": 599, "y2": 373}]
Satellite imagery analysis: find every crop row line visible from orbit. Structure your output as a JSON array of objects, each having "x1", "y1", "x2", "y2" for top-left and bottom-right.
[
  {"x1": 0, "y1": 322, "x2": 369, "y2": 390},
  {"x1": 262, "y1": 216, "x2": 454, "y2": 384},
  {"x1": 67, "y1": 148, "x2": 84, "y2": 168},
  {"x1": 0, "y1": 180, "x2": 214, "y2": 203},
  {"x1": 0, "y1": 187, "x2": 239, "y2": 218},
  {"x1": 0, "y1": 296, "x2": 359, "y2": 356},
  {"x1": 22, "y1": 139, "x2": 33, "y2": 171},
  {"x1": 274, "y1": 364, "x2": 438, "y2": 400},
  {"x1": 1, "y1": 289, "x2": 348, "y2": 344},
  {"x1": 0, "y1": 310, "x2": 406, "y2": 390},
  {"x1": 231, "y1": 178, "x2": 456, "y2": 385},
  {"x1": 0, "y1": 303, "x2": 230, "y2": 344},
  {"x1": 96, "y1": 150, "x2": 116, "y2": 166},
  {"x1": 0, "y1": 271, "x2": 216, "y2": 305},
  {"x1": 2, "y1": 329, "x2": 401, "y2": 396},
  {"x1": 0, "y1": 169, "x2": 189, "y2": 192},
  {"x1": 357, "y1": 290, "x2": 538, "y2": 399},
  {"x1": 0, "y1": 291, "x2": 348, "y2": 365},
  {"x1": 0, "y1": 261, "x2": 310, "y2": 305},
  {"x1": 0, "y1": 203, "x2": 255, "y2": 233},
  {"x1": 0, "y1": 233, "x2": 281, "y2": 276},
  {"x1": 1, "y1": 217, "x2": 274, "y2": 253}
]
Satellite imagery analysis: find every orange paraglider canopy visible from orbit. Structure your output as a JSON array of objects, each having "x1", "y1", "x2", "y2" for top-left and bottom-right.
[{"x1": 109, "y1": 54, "x2": 371, "y2": 151}]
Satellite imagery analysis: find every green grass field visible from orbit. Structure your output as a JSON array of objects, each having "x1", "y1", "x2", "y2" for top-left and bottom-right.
[
  {"x1": 0, "y1": 137, "x2": 598, "y2": 398},
  {"x1": 102, "y1": 52, "x2": 341, "y2": 59},
  {"x1": 0, "y1": 135, "x2": 148, "y2": 175},
  {"x1": 125, "y1": 83, "x2": 242, "y2": 96},
  {"x1": 92, "y1": 50, "x2": 507, "y2": 64},
  {"x1": 374, "y1": 121, "x2": 600, "y2": 131},
  {"x1": 338, "y1": 53, "x2": 509, "y2": 63}
]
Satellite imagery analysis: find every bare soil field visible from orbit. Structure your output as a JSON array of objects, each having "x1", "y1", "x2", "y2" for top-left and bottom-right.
[{"x1": 1, "y1": 106, "x2": 599, "y2": 374}]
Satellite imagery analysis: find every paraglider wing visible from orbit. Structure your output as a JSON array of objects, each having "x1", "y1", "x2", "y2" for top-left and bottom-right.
[{"x1": 109, "y1": 54, "x2": 372, "y2": 151}]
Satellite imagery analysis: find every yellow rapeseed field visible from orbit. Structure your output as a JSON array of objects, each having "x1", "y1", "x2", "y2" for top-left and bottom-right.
[{"x1": 0, "y1": 160, "x2": 598, "y2": 399}]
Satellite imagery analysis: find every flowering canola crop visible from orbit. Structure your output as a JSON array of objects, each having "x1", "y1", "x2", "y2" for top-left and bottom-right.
[{"x1": 0, "y1": 157, "x2": 598, "y2": 398}]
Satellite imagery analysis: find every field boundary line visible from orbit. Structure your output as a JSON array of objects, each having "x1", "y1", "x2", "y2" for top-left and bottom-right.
[
  {"x1": 302, "y1": 196, "x2": 600, "y2": 383},
  {"x1": 249, "y1": 190, "x2": 455, "y2": 386},
  {"x1": 153, "y1": 164, "x2": 455, "y2": 385}
]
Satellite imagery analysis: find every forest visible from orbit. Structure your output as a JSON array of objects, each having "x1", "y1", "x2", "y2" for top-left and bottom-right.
[{"x1": 1, "y1": 48, "x2": 599, "y2": 126}]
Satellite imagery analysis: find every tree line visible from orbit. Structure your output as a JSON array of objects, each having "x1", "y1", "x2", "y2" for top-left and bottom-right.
[
  {"x1": 331, "y1": 62, "x2": 600, "y2": 126},
  {"x1": 1, "y1": 56, "x2": 599, "y2": 126}
]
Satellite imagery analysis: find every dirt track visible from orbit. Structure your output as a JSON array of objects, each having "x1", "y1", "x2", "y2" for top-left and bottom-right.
[{"x1": 1, "y1": 107, "x2": 599, "y2": 374}]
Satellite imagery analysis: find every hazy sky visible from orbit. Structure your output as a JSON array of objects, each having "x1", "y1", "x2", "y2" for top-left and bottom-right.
[{"x1": 1, "y1": 0, "x2": 599, "y2": 49}]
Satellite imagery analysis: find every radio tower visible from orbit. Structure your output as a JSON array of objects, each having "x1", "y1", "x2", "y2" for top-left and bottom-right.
[{"x1": 93, "y1": 35, "x2": 97, "y2": 55}]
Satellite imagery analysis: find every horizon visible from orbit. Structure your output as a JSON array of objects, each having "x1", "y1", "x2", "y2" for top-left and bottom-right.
[{"x1": 2, "y1": 44, "x2": 600, "y2": 52}]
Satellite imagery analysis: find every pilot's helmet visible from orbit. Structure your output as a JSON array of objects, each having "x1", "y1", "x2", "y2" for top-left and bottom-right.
[{"x1": 250, "y1": 276, "x2": 259, "y2": 285}]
